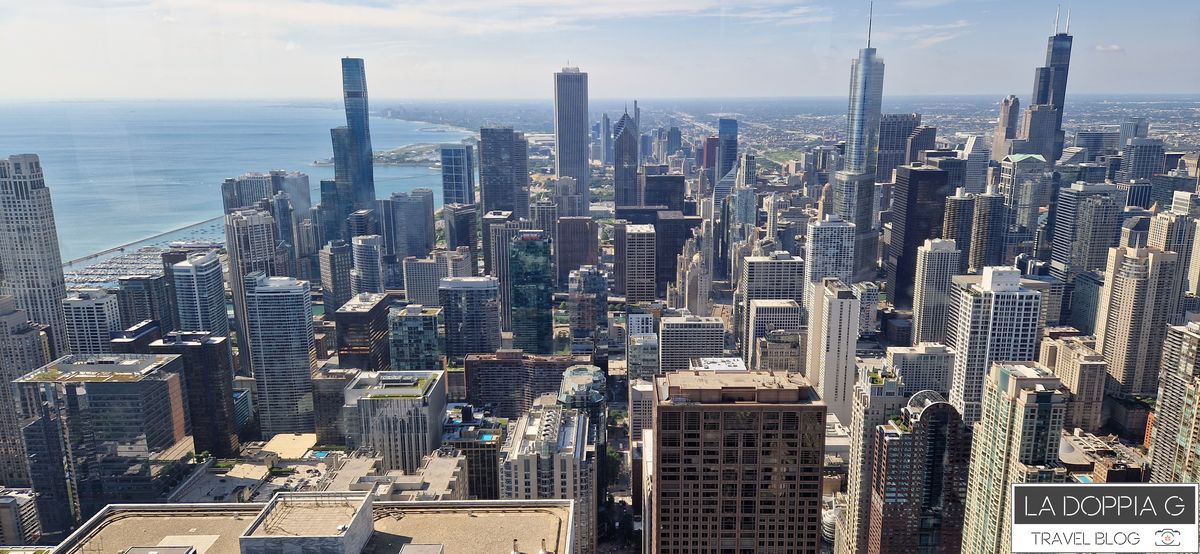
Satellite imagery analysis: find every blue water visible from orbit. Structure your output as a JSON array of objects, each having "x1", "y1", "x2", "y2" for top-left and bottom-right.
[{"x1": 0, "y1": 101, "x2": 472, "y2": 261}]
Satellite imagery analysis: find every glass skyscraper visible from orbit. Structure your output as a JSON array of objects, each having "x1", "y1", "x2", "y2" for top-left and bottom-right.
[{"x1": 509, "y1": 231, "x2": 554, "y2": 354}]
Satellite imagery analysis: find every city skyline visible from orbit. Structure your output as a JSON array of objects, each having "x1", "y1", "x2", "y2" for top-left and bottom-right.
[{"x1": 2, "y1": 1, "x2": 1198, "y2": 101}]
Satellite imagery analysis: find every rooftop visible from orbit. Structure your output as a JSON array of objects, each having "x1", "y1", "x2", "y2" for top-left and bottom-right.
[
  {"x1": 245, "y1": 492, "x2": 367, "y2": 538},
  {"x1": 18, "y1": 354, "x2": 179, "y2": 384},
  {"x1": 688, "y1": 357, "x2": 748, "y2": 372},
  {"x1": 337, "y1": 293, "x2": 389, "y2": 313},
  {"x1": 658, "y1": 370, "x2": 821, "y2": 405},
  {"x1": 261, "y1": 433, "x2": 318, "y2": 459},
  {"x1": 55, "y1": 500, "x2": 573, "y2": 554}
]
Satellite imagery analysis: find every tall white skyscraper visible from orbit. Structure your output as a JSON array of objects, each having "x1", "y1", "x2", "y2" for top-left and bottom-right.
[
  {"x1": 62, "y1": 289, "x2": 121, "y2": 355},
  {"x1": 735, "y1": 251, "x2": 804, "y2": 347},
  {"x1": 912, "y1": 239, "x2": 961, "y2": 344},
  {"x1": 243, "y1": 272, "x2": 317, "y2": 437},
  {"x1": 960, "y1": 135, "x2": 991, "y2": 193},
  {"x1": 172, "y1": 251, "x2": 229, "y2": 337},
  {"x1": 402, "y1": 256, "x2": 445, "y2": 307},
  {"x1": 806, "y1": 278, "x2": 860, "y2": 425},
  {"x1": 225, "y1": 208, "x2": 284, "y2": 359},
  {"x1": 803, "y1": 215, "x2": 855, "y2": 313},
  {"x1": 0, "y1": 154, "x2": 68, "y2": 355},
  {"x1": 658, "y1": 315, "x2": 725, "y2": 373},
  {"x1": 946, "y1": 267, "x2": 1043, "y2": 424},
  {"x1": 745, "y1": 299, "x2": 802, "y2": 367},
  {"x1": 1095, "y1": 244, "x2": 1180, "y2": 397},
  {"x1": 962, "y1": 362, "x2": 1068, "y2": 554},
  {"x1": 554, "y1": 67, "x2": 590, "y2": 211},
  {"x1": 350, "y1": 234, "x2": 385, "y2": 295}
]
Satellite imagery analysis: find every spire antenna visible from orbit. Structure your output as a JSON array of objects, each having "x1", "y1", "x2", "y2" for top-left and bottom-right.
[
  {"x1": 1054, "y1": 4, "x2": 1060, "y2": 33},
  {"x1": 867, "y1": 1, "x2": 874, "y2": 48},
  {"x1": 1065, "y1": 7, "x2": 1071, "y2": 33}
]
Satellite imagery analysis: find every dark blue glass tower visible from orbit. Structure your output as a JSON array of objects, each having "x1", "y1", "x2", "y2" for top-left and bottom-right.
[{"x1": 325, "y1": 57, "x2": 375, "y2": 244}]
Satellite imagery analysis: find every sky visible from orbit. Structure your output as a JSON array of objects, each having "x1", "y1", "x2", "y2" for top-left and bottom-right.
[{"x1": 2, "y1": 0, "x2": 1198, "y2": 100}]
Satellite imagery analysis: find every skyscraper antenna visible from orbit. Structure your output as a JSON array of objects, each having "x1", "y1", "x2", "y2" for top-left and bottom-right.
[
  {"x1": 1054, "y1": 4, "x2": 1060, "y2": 33},
  {"x1": 867, "y1": 1, "x2": 874, "y2": 48},
  {"x1": 1065, "y1": 7, "x2": 1071, "y2": 33}
]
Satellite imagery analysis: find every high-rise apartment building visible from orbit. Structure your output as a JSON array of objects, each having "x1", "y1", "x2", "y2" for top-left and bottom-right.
[
  {"x1": 0, "y1": 154, "x2": 68, "y2": 355},
  {"x1": 942, "y1": 188, "x2": 975, "y2": 273},
  {"x1": 961, "y1": 362, "x2": 1068, "y2": 554},
  {"x1": 806, "y1": 278, "x2": 860, "y2": 425},
  {"x1": 886, "y1": 164, "x2": 950, "y2": 308},
  {"x1": 388, "y1": 304, "x2": 443, "y2": 371},
  {"x1": 1039, "y1": 332, "x2": 1106, "y2": 432},
  {"x1": 736, "y1": 251, "x2": 804, "y2": 347},
  {"x1": 500, "y1": 399, "x2": 597, "y2": 554},
  {"x1": 440, "y1": 142, "x2": 476, "y2": 206},
  {"x1": 225, "y1": 208, "x2": 284, "y2": 351},
  {"x1": 243, "y1": 272, "x2": 317, "y2": 437},
  {"x1": 1151, "y1": 322, "x2": 1200, "y2": 482},
  {"x1": 568, "y1": 265, "x2": 608, "y2": 351},
  {"x1": 658, "y1": 315, "x2": 725, "y2": 373},
  {"x1": 439, "y1": 277, "x2": 501, "y2": 360},
  {"x1": 116, "y1": 273, "x2": 173, "y2": 330},
  {"x1": 803, "y1": 215, "x2": 855, "y2": 312},
  {"x1": 745, "y1": 299, "x2": 802, "y2": 367},
  {"x1": 0, "y1": 298, "x2": 47, "y2": 488},
  {"x1": 1049, "y1": 182, "x2": 1123, "y2": 284},
  {"x1": 887, "y1": 342, "x2": 956, "y2": 397},
  {"x1": 1095, "y1": 244, "x2": 1180, "y2": 397},
  {"x1": 62, "y1": 289, "x2": 121, "y2": 355},
  {"x1": 554, "y1": 67, "x2": 590, "y2": 211},
  {"x1": 345, "y1": 370, "x2": 446, "y2": 473},
  {"x1": 443, "y1": 203, "x2": 479, "y2": 272},
  {"x1": 836, "y1": 368, "x2": 905, "y2": 554},
  {"x1": 330, "y1": 58, "x2": 375, "y2": 214},
  {"x1": 912, "y1": 239, "x2": 961, "y2": 344},
  {"x1": 319, "y1": 239, "x2": 353, "y2": 313},
  {"x1": 650, "y1": 370, "x2": 825, "y2": 554},
  {"x1": 967, "y1": 187, "x2": 1007, "y2": 271},
  {"x1": 350, "y1": 234, "x2": 385, "y2": 295},
  {"x1": 866, "y1": 391, "x2": 970, "y2": 553},
  {"x1": 946, "y1": 267, "x2": 1043, "y2": 424},
  {"x1": 402, "y1": 255, "x2": 445, "y2": 307}
]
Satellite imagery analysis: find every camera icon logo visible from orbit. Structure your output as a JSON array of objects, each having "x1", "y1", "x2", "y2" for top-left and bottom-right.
[{"x1": 1155, "y1": 529, "x2": 1181, "y2": 547}]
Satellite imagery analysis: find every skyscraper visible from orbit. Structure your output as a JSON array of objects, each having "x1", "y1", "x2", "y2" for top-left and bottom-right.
[
  {"x1": 225, "y1": 208, "x2": 284, "y2": 355},
  {"x1": 402, "y1": 256, "x2": 444, "y2": 307},
  {"x1": 334, "y1": 292, "x2": 391, "y2": 372},
  {"x1": 1095, "y1": 243, "x2": 1180, "y2": 397},
  {"x1": 440, "y1": 142, "x2": 476, "y2": 206},
  {"x1": 912, "y1": 238, "x2": 962, "y2": 345},
  {"x1": 658, "y1": 315, "x2": 725, "y2": 373},
  {"x1": 837, "y1": 368, "x2": 906, "y2": 554},
  {"x1": 439, "y1": 276, "x2": 502, "y2": 360},
  {"x1": 803, "y1": 215, "x2": 856, "y2": 312},
  {"x1": 1048, "y1": 182, "x2": 1123, "y2": 283},
  {"x1": 837, "y1": 31, "x2": 886, "y2": 284},
  {"x1": 1039, "y1": 332, "x2": 1106, "y2": 432},
  {"x1": 350, "y1": 234, "x2": 385, "y2": 295},
  {"x1": 170, "y1": 251, "x2": 229, "y2": 338},
  {"x1": 554, "y1": 67, "x2": 590, "y2": 210},
  {"x1": 388, "y1": 304, "x2": 443, "y2": 371},
  {"x1": 600, "y1": 112, "x2": 613, "y2": 165},
  {"x1": 807, "y1": 278, "x2": 860, "y2": 425},
  {"x1": 886, "y1": 164, "x2": 950, "y2": 308},
  {"x1": 961, "y1": 362, "x2": 1068, "y2": 554},
  {"x1": 1025, "y1": 22, "x2": 1073, "y2": 163},
  {"x1": 745, "y1": 299, "x2": 802, "y2": 367},
  {"x1": 942, "y1": 188, "x2": 975, "y2": 273},
  {"x1": 650, "y1": 370, "x2": 825, "y2": 554},
  {"x1": 556, "y1": 216, "x2": 599, "y2": 287},
  {"x1": 999, "y1": 154, "x2": 1049, "y2": 235},
  {"x1": 346, "y1": 370, "x2": 446, "y2": 474},
  {"x1": 116, "y1": 273, "x2": 174, "y2": 330},
  {"x1": 622, "y1": 224, "x2": 657, "y2": 303},
  {"x1": 62, "y1": 289, "x2": 121, "y2": 355},
  {"x1": 0, "y1": 297, "x2": 47, "y2": 488},
  {"x1": 489, "y1": 219, "x2": 523, "y2": 330},
  {"x1": 991, "y1": 95, "x2": 1022, "y2": 161},
  {"x1": 876, "y1": 113, "x2": 921, "y2": 182},
  {"x1": 967, "y1": 187, "x2": 1007, "y2": 271},
  {"x1": 1117, "y1": 137, "x2": 1167, "y2": 182},
  {"x1": 443, "y1": 203, "x2": 479, "y2": 272},
  {"x1": 946, "y1": 268, "x2": 1043, "y2": 424},
  {"x1": 568, "y1": 265, "x2": 608, "y2": 352},
  {"x1": 1151, "y1": 322, "x2": 1200, "y2": 483},
  {"x1": 866, "y1": 391, "x2": 970, "y2": 553},
  {"x1": 0, "y1": 154, "x2": 68, "y2": 355},
  {"x1": 479, "y1": 127, "x2": 529, "y2": 218},
  {"x1": 716, "y1": 118, "x2": 739, "y2": 184},
  {"x1": 904, "y1": 125, "x2": 937, "y2": 164},
  {"x1": 735, "y1": 251, "x2": 805, "y2": 347},
  {"x1": 319, "y1": 239, "x2": 353, "y2": 313},
  {"x1": 331, "y1": 58, "x2": 375, "y2": 212},
  {"x1": 243, "y1": 272, "x2": 317, "y2": 437},
  {"x1": 612, "y1": 112, "x2": 639, "y2": 207},
  {"x1": 509, "y1": 231, "x2": 554, "y2": 354},
  {"x1": 960, "y1": 135, "x2": 991, "y2": 193}
]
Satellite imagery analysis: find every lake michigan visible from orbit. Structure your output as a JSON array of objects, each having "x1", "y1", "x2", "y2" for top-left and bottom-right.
[{"x1": 0, "y1": 101, "x2": 472, "y2": 261}]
